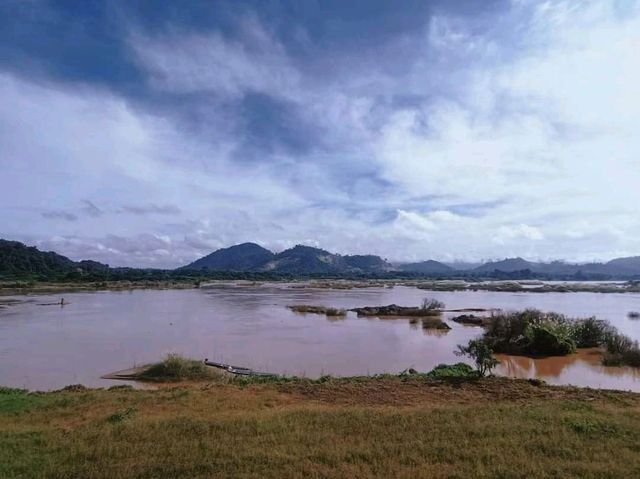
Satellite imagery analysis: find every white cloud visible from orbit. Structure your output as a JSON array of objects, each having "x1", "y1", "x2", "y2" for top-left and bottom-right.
[
  {"x1": 2, "y1": 1, "x2": 640, "y2": 266},
  {"x1": 130, "y1": 19, "x2": 300, "y2": 100}
]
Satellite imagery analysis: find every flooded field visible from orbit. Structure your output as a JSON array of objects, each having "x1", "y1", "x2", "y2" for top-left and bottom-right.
[{"x1": 1, "y1": 284, "x2": 640, "y2": 391}]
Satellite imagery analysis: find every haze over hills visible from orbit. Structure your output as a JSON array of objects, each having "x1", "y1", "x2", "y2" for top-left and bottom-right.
[{"x1": 3, "y1": 238, "x2": 640, "y2": 280}]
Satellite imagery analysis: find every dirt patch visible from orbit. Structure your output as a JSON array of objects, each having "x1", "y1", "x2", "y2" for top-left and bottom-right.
[{"x1": 279, "y1": 376, "x2": 640, "y2": 407}]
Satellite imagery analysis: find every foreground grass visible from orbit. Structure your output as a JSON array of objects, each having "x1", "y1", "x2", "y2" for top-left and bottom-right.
[{"x1": 2, "y1": 377, "x2": 640, "y2": 478}]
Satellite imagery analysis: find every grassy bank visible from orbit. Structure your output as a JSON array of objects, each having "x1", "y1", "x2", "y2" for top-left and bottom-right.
[{"x1": 2, "y1": 376, "x2": 640, "y2": 478}]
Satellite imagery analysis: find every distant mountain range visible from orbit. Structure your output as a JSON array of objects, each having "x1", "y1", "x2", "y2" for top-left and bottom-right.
[
  {"x1": 183, "y1": 243, "x2": 394, "y2": 274},
  {"x1": 2, "y1": 238, "x2": 640, "y2": 280},
  {"x1": 182, "y1": 244, "x2": 640, "y2": 279}
]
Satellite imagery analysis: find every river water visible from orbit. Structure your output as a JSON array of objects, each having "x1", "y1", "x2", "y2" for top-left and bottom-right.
[{"x1": 1, "y1": 284, "x2": 640, "y2": 391}]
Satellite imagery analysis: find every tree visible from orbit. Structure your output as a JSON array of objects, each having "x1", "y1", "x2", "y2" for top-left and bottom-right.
[{"x1": 455, "y1": 339, "x2": 499, "y2": 377}]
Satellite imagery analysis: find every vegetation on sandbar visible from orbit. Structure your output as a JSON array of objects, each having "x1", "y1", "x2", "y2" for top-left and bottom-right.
[
  {"x1": 450, "y1": 314, "x2": 490, "y2": 326},
  {"x1": 350, "y1": 297, "x2": 445, "y2": 317},
  {"x1": 137, "y1": 354, "x2": 223, "y2": 381},
  {"x1": 478, "y1": 309, "x2": 640, "y2": 368},
  {"x1": 287, "y1": 305, "x2": 347, "y2": 316}
]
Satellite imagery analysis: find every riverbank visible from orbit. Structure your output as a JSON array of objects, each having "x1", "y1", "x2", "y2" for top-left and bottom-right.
[
  {"x1": 2, "y1": 375, "x2": 640, "y2": 478},
  {"x1": 0, "y1": 279, "x2": 199, "y2": 295},
  {"x1": 3, "y1": 278, "x2": 640, "y2": 296}
]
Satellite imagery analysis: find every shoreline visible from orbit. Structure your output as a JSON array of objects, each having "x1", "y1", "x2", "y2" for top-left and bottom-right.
[{"x1": 2, "y1": 278, "x2": 640, "y2": 295}]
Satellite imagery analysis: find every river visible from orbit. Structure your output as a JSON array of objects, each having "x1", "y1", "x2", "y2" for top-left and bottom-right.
[{"x1": 1, "y1": 284, "x2": 640, "y2": 390}]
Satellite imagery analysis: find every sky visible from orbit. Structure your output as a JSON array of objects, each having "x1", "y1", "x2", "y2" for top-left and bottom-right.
[{"x1": 1, "y1": 0, "x2": 639, "y2": 268}]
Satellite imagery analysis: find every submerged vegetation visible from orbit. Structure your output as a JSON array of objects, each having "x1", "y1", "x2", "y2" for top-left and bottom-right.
[
  {"x1": 451, "y1": 314, "x2": 489, "y2": 326},
  {"x1": 602, "y1": 333, "x2": 640, "y2": 367},
  {"x1": 287, "y1": 304, "x2": 347, "y2": 316},
  {"x1": 478, "y1": 309, "x2": 640, "y2": 368},
  {"x1": 483, "y1": 310, "x2": 607, "y2": 356}
]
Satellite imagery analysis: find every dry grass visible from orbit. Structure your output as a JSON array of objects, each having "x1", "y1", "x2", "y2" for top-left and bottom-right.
[{"x1": 2, "y1": 376, "x2": 640, "y2": 478}]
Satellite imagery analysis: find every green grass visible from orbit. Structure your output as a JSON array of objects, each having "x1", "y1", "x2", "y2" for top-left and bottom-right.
[
  {"x1": 0, "y1": 387, "x2": 51, "y2": 415},
  {"x1": 138, "y1": 354, "x2": 222, "y2": 381},
  {"x1": 1, "y1": 376, "x2": 640, "y2": 478}
]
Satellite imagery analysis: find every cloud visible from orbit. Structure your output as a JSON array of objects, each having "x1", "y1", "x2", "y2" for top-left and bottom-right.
[
  {"x1": 119, "y1": 204, "x2": 181, "y2": 215},
  {"x1": 2, "y1": 1, "x2": 640, "y2": 266},
  {"x1": 81, "y1": 200, "x2": 103, "y2": 218},
  {"x1": 130, "y1": 18, "x2": 300, "y2": 100},
  {"x1": 41, "y1": 210, "x2": 78, "y2": 222},
  {"x1": 494, "y1": 224, "x2": 544, "y2": 244}
]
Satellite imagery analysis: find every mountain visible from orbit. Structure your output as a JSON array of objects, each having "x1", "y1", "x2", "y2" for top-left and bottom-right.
[
  {"x1": 603, "y1": 257, "x2": 640, "y2": 275},
  {"x1": 0, "y1": 239, "x2": 108, "y2": 279},
  {"x1": 343, "y1": 255, "x2": 394, "y2": 273},
  {"x1": 4, "y1": 237, "x2": 640, "y2": 280},
  {"x1": 473, "y1": 257, "x2": 537, "y2": 273},
  {"x1": 261, "y1": 245, "x2": 347, "y2": 274},
  {"x1": 444, "y1": 261, "x2": 482, "y2": 271},
  {"x1": 182, "y1": 243, "x2": 274, "y2": 272},
  {"x1": 398, "y1": 260, "x2": 454, "y2": 274},
  {"x1": 183, "y1": 244, "x2": 393, "y2": 274}
]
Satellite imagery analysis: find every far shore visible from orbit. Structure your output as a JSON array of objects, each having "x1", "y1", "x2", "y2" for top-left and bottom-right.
[{"x1": 2, "y1": 278, "x2": 640, "y2": 296}]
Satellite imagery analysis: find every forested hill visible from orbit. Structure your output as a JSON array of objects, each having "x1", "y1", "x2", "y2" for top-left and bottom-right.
[
  {"x1": 0, "y1": 239, "x2": 76, "y2": 278},
  {"x1": 0, "y1": 239, "x2": 109, "y2": 280}
]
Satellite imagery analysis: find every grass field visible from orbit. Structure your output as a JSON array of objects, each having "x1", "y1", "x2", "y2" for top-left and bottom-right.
[{"x1": 2, "y1": 376, "x2": 640, "y2": 478}]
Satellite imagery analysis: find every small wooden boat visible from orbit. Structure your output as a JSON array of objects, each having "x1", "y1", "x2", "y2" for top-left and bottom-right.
[{"x1": 204, "y1": 359, "x2": 277, "y2": 377}]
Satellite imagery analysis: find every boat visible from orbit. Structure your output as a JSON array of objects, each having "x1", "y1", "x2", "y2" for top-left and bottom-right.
[{"x1": 204, "y1": 359, "x2": 277, "y2": 377}]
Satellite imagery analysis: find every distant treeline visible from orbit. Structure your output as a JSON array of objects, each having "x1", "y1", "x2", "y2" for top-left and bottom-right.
[{"x1": 1, "y1": 267, "x2": 635, "y2": 284}]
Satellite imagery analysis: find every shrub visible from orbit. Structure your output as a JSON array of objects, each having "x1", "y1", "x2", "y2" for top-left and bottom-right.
[
  {"x1": 628, "y1": 311, "x2": 640, "y2": 320},
  {"x1": 421, "y1": 317, "x2": 451, "y2": 330},
  {"x1": 421, "y1": 298, "x2": 445, "y2": 310},
  {"x1": 526, "y1": 324, "x2": 576, "y2": 355},
  {"x1": 456, "y1": 340, "x2": 499, "y2": 377},
  {"x1": 141, "y1": 354, "x2": 218, "y2": 381},
  {"x1": 427, "y1": 363, "x2": 477, "y2": 379},
  {"x1": 572, "y1": 317, "x2": 612, "y2": 348},
  {"x1": 603, "y1": 333, "x2": 640, "y2": 367},
  {"x1": 483, "y1": 309, "x2": 609, "y2": 356}
]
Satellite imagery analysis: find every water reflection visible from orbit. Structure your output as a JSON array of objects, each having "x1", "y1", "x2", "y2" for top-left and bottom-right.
[{"x1": 496, "y1": 348, "x2": 640, "y2": 389}]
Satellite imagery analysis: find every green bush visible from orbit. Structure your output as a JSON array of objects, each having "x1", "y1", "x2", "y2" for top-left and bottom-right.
[
  {"x1": 140, "y1": 355, "x2": 218, "y2": 381},
  {"x1": 603, "y1": 333, "x2": 640, "y2": 367},
  {"x1": 455, "y1": 340, "x2": 499, "y2": 376},
  {"x1": 572, "y1": 317, "x2": 612, "y2": 348},
  {"x1": 427, "y1": 363, "x2": 477, "y2": 379},
  {"x1": 485, "y1": 310, "x2": 607, "y2": 356},
  {"x1": 526, "y1": 324, "x2": 576, "y2": 355}
]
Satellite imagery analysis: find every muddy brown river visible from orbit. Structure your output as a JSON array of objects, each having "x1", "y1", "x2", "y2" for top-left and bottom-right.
[{"x1": 1, "y1": 285, "x2": 640, "y2": 391}]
